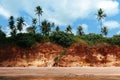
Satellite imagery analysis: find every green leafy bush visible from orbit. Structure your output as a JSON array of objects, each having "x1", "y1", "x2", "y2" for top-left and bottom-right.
[
  {"x1": 81, "y1": 33, "x2": 105, "y2": 45},
  {"x1": 0, "y1": 29, "x2": 6, "y2": 44},
  {"x1": 73, "y1": 36, "x2": 87, "y2": 44},
  {"x1": 15, "y1": 33, "x2": 36, "y2": 48},
  {"x1": 34, "y1": 34, "x2": 43, "y2": 42},
  {"x1": 107, "y1": 36, "x2": 120, "y2": 45},
  {"x1": 50, "y1": 31, "x2": 74, "y2": 47}
]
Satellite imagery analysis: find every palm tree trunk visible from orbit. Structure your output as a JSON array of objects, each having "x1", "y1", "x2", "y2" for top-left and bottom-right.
[{"x1": 39, "y1": 15, "x2": 40, "y2": 26}]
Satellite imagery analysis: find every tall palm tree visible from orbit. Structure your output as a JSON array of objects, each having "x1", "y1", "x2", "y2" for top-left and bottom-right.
[
  {"x1": 96, "y1": 8, "x2": 106, "y2": 33},
  {"x1": 9, "y1": 16, "x2": 16, "y2": 36},
  {"x1": 101, "y1": 26, "x2": 108, "y2": 36},
  {"x1": 32, "y1": 18, "x2": 37, "y2": 34},
  {"x1": 9, "y1": 16, "x2": 14, "y2": 30},
  {"x1": 17, "y1": 17, "x2": 25, "y2": 33},
  {"x1": 77, "y1": 26, "x2": 84, "y2": 36},
  {"x1": 66, "y1": 25, "x2": 72, "y2": 33},
  {"x1": 35, "y1": 6, "x2": 43, "y2": 29}
]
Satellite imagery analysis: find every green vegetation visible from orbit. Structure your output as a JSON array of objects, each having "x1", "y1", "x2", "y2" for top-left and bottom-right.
[
  {"x1": 81, "y1": 33, "x2": 105, "y2": 45},
  {"x1": 15, "y1": 33, "x2": 36, "y2": 48},
  {"x1": 0, "y1": 6, "x2": 120, "y2": 48},
  {"x1": 107, "y1": 35, "x2": 120, "y2": 45},
  {"x1": 50, "y1": 31, "x2": 74, "y2": 47},
  {"x1": 0, "y1": 27, "x2": 6, "y2": 44}
]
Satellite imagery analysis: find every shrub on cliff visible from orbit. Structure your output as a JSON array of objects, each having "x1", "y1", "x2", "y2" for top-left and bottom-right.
[
  {"x1": 107, "y1": 36, "x2": 120, "y2": 45},
  {"x1": 34, "y1": 34, "x2": 43, "y2": 42},
  {"x1": 0, "y1": 28, "x2": 6, "y2": 44},
  {"x1": 50, "y1": 31, "x2": 74, "y2": 47},
  {"x1": 81, "y1": 33, "x2": 105, "y2": 45},
  {"x1": 15, "y1": 33, "x2": 36, "y2": 48}
]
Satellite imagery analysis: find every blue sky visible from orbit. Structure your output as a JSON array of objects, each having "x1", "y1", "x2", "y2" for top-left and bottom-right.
[{"x1": 0, "y1": 0, "x2": 120, "y2": 36}]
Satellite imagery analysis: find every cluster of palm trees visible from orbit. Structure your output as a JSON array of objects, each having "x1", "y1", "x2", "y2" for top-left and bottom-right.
[
  {"x1": 9, "y1": 16, "x2": 25, "y2": 36},
  {"x1": 8, "y1": 6, "x2": 108, "y2": 37},
  {"x1": 96, "y1": 8, "x2": 108, "y2": 36}
]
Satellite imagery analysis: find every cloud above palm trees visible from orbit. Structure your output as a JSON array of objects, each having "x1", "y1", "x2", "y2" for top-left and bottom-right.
[
  {"x1": 0, "y1": 0, "x2": 119, "y2": 25},
  {"x1": 0, "y1": 0, "x2": 120, "y2": 36}
]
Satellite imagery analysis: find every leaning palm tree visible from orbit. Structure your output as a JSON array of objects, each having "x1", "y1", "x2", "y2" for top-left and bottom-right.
[
  {"x1": 96, "y1": 8, "x2": 106, "y2": 34},
  {"x1": 77, "y1": 26, "x2": 84, "y2": 36},
  {"x1": 35, "y1": 6, "x2": 43, "y2": 28},
  {"x1": 101, "y1": 26, "x2": 108, "y2": 36},
  {"x1": 66, "y1": 25, "x2": 72, "y2": 33},
  {"x1": 17, "y1": 17, "x2": 25, "y2": 33}
]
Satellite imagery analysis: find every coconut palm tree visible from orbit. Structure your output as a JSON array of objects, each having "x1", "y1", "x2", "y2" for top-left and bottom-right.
[
  {"x1": 101, "y1": 26, "x2": 108, "y2": 36},
  {"x1": 32, "y1": 18, "x2": 37, "y2": 34},
  {"x1": 77, "y1": 26, "x2": 84, "y2": 36},
  {"x1": 55, "y1": 26, "x2": 60, "y2": 32},
  {"x1": 9, "y1": 16, "x2": 16, "y2": 36},
  {"x1": 96, "y1": 8, "x2": 106, "y2": 26},
  {"x1": 66, "y1": 25, "x2": 72, "y2": 33},
  {"x1": 41, "y1": 20, "x2": 52, "y2": 36},
  {"x1": 9, "y1": 16, "x2": 14, "y2": 30},
  {"x1": 35, "y1": 6, "x2": 43, "y2": 30},
  {"x1": 17, "y1": 17, "x2": 25, "y2": 33},
  {"x1": 96, "y1": 8, "x2": 106, "y2": 34}
]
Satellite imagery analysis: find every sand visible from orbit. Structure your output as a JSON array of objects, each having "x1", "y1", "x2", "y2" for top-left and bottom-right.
[{"x1": 0, "y1": 67, "x2": 120, "y2": 77}]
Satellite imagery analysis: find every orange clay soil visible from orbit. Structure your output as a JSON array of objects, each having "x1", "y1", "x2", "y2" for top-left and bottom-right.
[{"x1": 0, "y1": 42, "x2": 120, "y2": 67}]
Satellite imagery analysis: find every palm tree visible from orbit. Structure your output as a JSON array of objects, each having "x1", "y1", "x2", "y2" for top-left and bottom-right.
[
  {"x1": 32, "y1": 18, "x2": 37, "y2": 25},
  {"x1": 9, "y1": 16, "x2": 16, "y2": 36},
  {"x1": 66, "y1": 25, "x2": 72, "y2": 33},
  {"x1": 77, "y1": 26, "x2": 84, "y2": 36},
  {"x1": 9, "y1": 16, "x2": 14, "y2": 30},
  {"x1": 17, "y1": 17, "x2": 25, "y2": 33},
  {"x1": 101, "y1": 26, "x2": 108, "y2": 36},
  {"x1": 41, "y1": 20, "x2": 52, "y2": 36},
  {"x1": 35, "y1": 6, "x2": 43, "y2": 29},
  {"x1": 96, "y1": 8, "x2": 106, "y2": 33},
  {"x1": 55, "y1": 26, "x2": 60, "y2": 32},
  {"x1": 32, "y1": 18, "x2": 37, "y2": 34}
]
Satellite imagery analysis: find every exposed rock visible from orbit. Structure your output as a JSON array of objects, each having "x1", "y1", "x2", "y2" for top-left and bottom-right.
[{"x1": 0, "y1": 42, "x2": 120, "y2": 67}]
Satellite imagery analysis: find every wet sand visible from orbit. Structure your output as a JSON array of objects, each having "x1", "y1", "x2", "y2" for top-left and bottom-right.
[
  {"x1": 0, "y1": 76, "x2": 120, "y2": 80},
  {"x1": 0, "y1": 67, "x2": 120, "y2": 77}
]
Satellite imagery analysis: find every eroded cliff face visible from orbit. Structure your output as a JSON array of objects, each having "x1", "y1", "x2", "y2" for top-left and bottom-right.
[{"x1": 0, "y1": 42, "x2": 120, "y2": 67}]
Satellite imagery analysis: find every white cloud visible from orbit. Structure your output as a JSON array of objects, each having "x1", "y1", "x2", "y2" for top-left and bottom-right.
[
  {"x1": 116, "y1": 31, "x2": 120, "y2": 35},
  {"x1": 0, "y1": 6, "x2": 10, "y2": 18},
  {"x1": 2, "y1": 27, "x2": 11, "y2": 37},
  {"x1": 81, "y1": 24, "x2": 88, "y2": 33},
  {"x1": 103, "y1": 21, "x2": 120, "y2": 29},
  {"x1": 96, "y1": 0, "x2": 119, "y2": 16},
  {"x1": 72, "y1": 29, "x2": 77, "y2": 35},
  {"x1": 0, "y1": 0, "x2": 119, "y2": 26}
]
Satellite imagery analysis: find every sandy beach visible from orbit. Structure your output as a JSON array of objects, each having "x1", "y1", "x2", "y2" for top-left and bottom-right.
[{"x1": 0, "y1": 67, "x2": 120, "y2": 77}]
